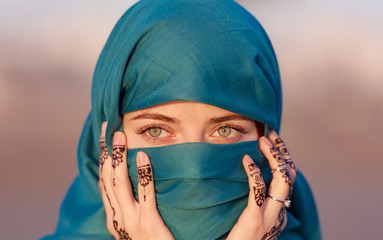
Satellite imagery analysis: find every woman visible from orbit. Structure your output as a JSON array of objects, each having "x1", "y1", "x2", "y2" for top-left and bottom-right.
[{"x1": 41, "y1": 0, "x2": 320, "y2": 239}]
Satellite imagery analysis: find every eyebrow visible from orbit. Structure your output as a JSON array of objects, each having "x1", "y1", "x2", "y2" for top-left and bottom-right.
[
  {"x1": 130, "y1": 113, "x2": 180, "y2": 123},
  {"x1": 208, "y1": 114, "x2": 253, "y2": 124}
]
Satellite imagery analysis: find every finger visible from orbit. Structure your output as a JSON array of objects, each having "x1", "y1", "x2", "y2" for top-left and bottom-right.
[
  {"x1": 99, "y1": 123, "x2": 119, "y2": 238},
  {"x1": 99, "y1": 177, "x2": 119, "y2": 239},
  {"x1": 262, "y1": 207, "x2": 287, "y2": 239},
  {"x1": 111, "y1": 131, "x2": 136, "y2": 215},
  {"x1": 99, "y1": 122, "x2": 109, "y2": 173},
  {"x1": 268, "y1": 130, "x2": 297, "y2": 200},
  {"x1": 279, "y1": 207, "x2": 288, "y2": 232},
  {"x1": 136, "y1": 151, "x2": 157, "y2": 209},
  {"x1": 259, "y1": 136, "x2": 290, "y2": 219},
  {"x1": 242, "y1": 155, "x2": 266, "y2": 213},
  {"x1": 99, "y1": 122, "x2": 126, "y2": 237},
  {"x1": 268, "y1": 130, "x2": 297, "y2": 178}
]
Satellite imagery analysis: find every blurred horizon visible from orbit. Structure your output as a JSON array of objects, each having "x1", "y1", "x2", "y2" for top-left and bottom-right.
[{"x1": 1, "y1": 0, "x2": 382, "y2": 239}]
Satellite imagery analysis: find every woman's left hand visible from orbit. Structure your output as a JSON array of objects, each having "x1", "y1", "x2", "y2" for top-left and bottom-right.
[{"x1": 227, "y1": 130, "x2": 297, "y2": 240}]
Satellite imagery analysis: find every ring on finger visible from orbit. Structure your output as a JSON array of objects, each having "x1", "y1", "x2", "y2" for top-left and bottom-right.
[
  {"x1": 270, "y1": 166, "x2": 288, "y2": 174},
  {"x1": 267, "y1": 194, "x2": 291, "y2": 208}
]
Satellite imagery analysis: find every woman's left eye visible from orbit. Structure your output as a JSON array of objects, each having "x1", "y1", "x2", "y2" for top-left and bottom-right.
[{"x1": 213, "y1": 126, "x2": 239, "y2": 138}]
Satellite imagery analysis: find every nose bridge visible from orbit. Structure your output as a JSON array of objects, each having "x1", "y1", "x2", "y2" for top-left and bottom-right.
[
  {"x1": 181, "y1": 113, "x2": 207, "y2": 143},
  {"x1": 179, "y1": 105, "x2": 209, "y2": 143},
  {"x1": 182, "y1": 128, "x2": 206, "y2": 143}
]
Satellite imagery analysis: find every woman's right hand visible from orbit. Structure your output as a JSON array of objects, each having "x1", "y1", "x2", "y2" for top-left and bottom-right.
[{"x1": 99, "y1": 122, "x2": 175, "y2": 240}]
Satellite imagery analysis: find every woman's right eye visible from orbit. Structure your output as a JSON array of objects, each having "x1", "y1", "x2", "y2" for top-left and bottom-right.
[
  {"x1": 144, "y1": 127, "x2": 170, "y2": 138},
  {"x1": 217, "y1": 127, "x2": 231, "y2": 137}
]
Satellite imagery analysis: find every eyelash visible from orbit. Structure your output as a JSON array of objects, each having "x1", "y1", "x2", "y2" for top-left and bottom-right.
[
  {"x1": 136, "y1": 123, "x2": 171, "y2": 135},
  {"x1": 212, "y1": 123, "x2": 248, "y2": 135}
]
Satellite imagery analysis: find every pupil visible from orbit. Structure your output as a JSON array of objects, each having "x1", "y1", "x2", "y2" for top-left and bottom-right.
[
  {"x1": 218, "y1": 127, "x2": 231, "y2": 137},
  {"x1": 149, "y1": 128, "x2": 162, "y2": 137}
]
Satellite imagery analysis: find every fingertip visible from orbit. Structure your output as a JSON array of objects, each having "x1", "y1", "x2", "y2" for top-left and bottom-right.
[
  {"x1": 101, "y1": 122, "x2": 107, "y2": 138},
  {"x1": 113, "y1": 131, "x2": 127, "y2": 146},
  {"x1": 243, "y1": 154, "x2": 253, "y2": 165},
  {"x1": 136, "y1": 151, "x2": 154, "y2": 204},
  {"x1": 243, "y1": 155, "x2": 261, "y2": 174},
  {"x1": 265, "y1": 128, "x2": 274, "y2": 137},
  {"x1": 242, "y1": 155, "x2": 253, "y2": 173},
  {"x1": 260, "y1": 136, "x2": 273, "y2": 148},
  {"x1": 137, "y1": 151, "x2": 150, "y2": 167}
]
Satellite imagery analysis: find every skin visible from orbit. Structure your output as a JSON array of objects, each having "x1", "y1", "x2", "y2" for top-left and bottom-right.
[
  {"x1": 123, "y1": 101, "x2": 260, "y2": 148},
  {"x1": 99, "y1": 101, "x2": 297, "y2": 240}
]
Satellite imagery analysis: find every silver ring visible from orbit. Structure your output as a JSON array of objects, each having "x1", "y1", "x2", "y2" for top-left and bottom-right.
[
  {"x1": 267, "y1": 194, "x2": 291, "y2": 208},
  {"x1": 271, "y1": 166, "x2": 288, "y2": 174}
]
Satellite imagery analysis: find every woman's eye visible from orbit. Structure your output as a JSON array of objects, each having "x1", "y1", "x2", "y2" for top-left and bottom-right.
[
  {"x1": 147, "y1": 127, "x2": 163, "y2": 137},
  {"x1": 217, "y1": 127, "x2": 232, "y2": 137}
]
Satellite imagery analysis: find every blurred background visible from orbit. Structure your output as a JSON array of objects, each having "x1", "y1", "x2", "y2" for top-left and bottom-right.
[{"x1": 0, "y1": 0, "x2": 382, "y2": 239}]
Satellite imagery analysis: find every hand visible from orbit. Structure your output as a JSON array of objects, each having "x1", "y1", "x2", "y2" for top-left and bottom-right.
[
  {"x1": 227, "y1": 130, "x2": 298, "y2": 240},
  {"x1": 98, "y1": 122, "x2": 175, "y2": 240}
]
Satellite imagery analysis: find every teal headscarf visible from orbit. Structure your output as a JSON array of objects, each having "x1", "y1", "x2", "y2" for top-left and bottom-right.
[{"x1": 41, "y1": 0, "x2": 320, "y2": 239}]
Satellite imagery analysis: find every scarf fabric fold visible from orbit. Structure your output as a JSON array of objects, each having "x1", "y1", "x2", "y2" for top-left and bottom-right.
[{"x1": 41, "y1": 0, "x2": 320, "y2": 239}]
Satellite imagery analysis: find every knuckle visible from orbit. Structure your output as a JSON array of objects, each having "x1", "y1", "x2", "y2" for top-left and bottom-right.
[
  {"x1": 111, "y1": 177, "x2": 128, "y2": 192},
  {"x1": 111, "y1": 177, "x2": 123, "y2": 189}
]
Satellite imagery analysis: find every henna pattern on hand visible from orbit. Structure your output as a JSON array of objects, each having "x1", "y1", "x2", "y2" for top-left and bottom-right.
[
  {"x1": 103, "y1": 181, "x2": 133, "y2": 239},
  {"x1": 248, "y1": 163, "x2": 266, "y2": 207},
  {"x1": 114, "y1": 220, "x2": 132, "y2": 240},
  {"x1": 261, "y1": 207, "x2": 286, "y2": 240},
  {"x1": 138, "y1": 164, "x2": 152, "y2": 202},
  {"x1": 274, "y1": 137, "x2": 295, "y2": 170},
  {"x1": 112, "y1": 145, "x2": 126, "y2": 169}
]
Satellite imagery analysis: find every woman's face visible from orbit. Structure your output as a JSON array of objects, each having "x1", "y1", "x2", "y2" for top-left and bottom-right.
[{"x1": 123, "y1": 101, "x2": 259, "y2": 148}]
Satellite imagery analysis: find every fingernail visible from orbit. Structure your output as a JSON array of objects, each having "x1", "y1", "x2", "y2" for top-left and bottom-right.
[
  {"x1": 102, "y1": 122, "x2": 107, "y2": 132},
  {"x1": 101, "y1": 122, "x2": 107, "y2": 137},
  {"x1": 244, "y1": 154, "x2": 253, "y2": 164},
  {"x1": 260, "y1": 136, "x2": 273, "y2": 148},
  {"x1": 137, "y1": 151, "x2": 148, "y2": 167},
  {"x1": 113, "y1": 131, "x2": 125, "y2": 145}
]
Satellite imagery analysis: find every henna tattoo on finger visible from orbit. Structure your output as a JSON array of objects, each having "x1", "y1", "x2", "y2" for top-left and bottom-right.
[
  {"x1": 274, "y1": 137, "x2": 296, "y2": 170},
  {"x1": 270, "y1": 145, "x2": 294, "y2": 197},
  {"x1": 112, "y1": 145, "x2": 126, "y2": 168},
  {"x1": 270, "y1": 147, "x2": 284, "y2": 165},
  {"x1": 99, "y1": 139, "x2": 109, "y2": 171},
  {"x1": 248, "y1": 163, "x2": 266, "y2": 207},
  {"x1": 138, "y1": 164, "x2": 152, "y2": 202},
  {"x1": 261, "y1": 207, "x2": 286, "y2": 240},
  {"x1": 281, "y1": 169, "x2": 293, "y2": 199},
  {"x1": 111, "y1": 145, "x2": 126, "y2": 186}
]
